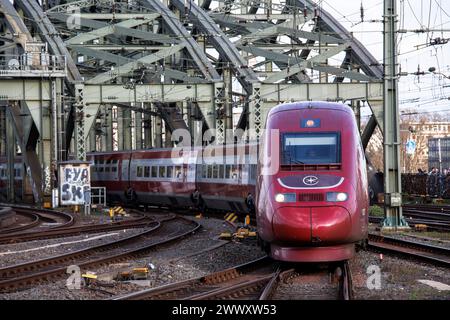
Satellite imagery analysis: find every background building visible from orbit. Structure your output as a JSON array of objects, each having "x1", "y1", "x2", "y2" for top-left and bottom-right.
[{"x1": 428, "y1": 137, "x2": 450, "y2": 172}]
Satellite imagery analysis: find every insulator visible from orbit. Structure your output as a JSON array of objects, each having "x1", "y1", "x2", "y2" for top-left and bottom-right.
[{"x1": 360, "y1": 2, "x2": 364, "y2": 22}]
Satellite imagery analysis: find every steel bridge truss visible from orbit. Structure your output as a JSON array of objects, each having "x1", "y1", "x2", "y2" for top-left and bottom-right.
[{"x1": 0, "y1": 0, "x2": 385, "y2": 203}]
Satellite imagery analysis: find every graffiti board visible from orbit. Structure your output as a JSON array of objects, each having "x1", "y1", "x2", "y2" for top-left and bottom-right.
[{"x1": 59, "y1": 162, "x2": 91, "y2": 206}]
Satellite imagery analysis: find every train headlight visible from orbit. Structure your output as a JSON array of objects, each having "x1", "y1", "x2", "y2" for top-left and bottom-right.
[
  {"x1": 326, "y1": 192, "x2": 348, "y2": 202},
  {"x1": 275, "y1": 193, "x2": 296, "y2": 203}
]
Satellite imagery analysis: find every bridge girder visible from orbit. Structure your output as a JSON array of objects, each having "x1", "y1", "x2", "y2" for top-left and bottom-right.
[{"x1": 0, "y1": 0, "x2": 386, "y2": 204}]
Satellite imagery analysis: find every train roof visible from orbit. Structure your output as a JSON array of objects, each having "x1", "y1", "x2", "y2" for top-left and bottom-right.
[
  {"x1": 87, "y1": 142, "x2": 258, "y2": 156},
  {"x1": 267, "y1": 101, "x2": 353, "y2": 117}
]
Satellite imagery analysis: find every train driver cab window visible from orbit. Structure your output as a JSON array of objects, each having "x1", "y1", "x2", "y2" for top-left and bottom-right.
[{"x1": 282, "y1": 133, "x2": 340, "y2": 165}]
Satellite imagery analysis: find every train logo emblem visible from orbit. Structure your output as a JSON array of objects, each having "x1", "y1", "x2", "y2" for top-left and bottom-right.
[{"x1": 303, "y1": 175, "x2": 319, "y2": 186}]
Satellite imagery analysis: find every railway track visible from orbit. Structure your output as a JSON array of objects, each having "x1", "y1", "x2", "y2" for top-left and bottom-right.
[
  {"x1": 369, "y1": 215, "x2": 450, "y2": 232},
  {"x1": 114, "y1": 257, "x2": 353, "y2": 300},
  {"x1": 0, "y1": 210, "x2": 40, "y2": 234},
  {"x1": 403, "y1": 204, "x2": 450, "y2": 213},
  {"x1": 0, "y1": 215, "x2": 200, "y2": 292},
  {"x1": 368, "y1": 233, "x2": 450, "y2": 267},
  {"x1": 0, "y1": 206, "x2": 74, "y2": 236},
  {"x1": 0, "y1": 214, "x2": 156, "y2": 245}
]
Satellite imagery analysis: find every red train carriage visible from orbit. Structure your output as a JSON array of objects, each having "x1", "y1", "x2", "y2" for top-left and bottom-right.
[
  {"x1": 87, "y1": 144, "x2": 256, "y2": 213},
  {"x1": 0, "y1": 157, "x2": 24, "y2": 201},
  {"x1": 256, "y1": 102, "x2": 369, "y2": 262}
]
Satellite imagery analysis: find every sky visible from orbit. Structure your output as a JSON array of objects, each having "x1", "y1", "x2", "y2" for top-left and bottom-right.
[{"x1": 318, "y1": 0, "x2": 450, "y2": 121}]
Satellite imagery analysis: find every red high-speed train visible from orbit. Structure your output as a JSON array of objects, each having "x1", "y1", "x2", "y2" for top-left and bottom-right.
[
  {"x1": 88, "y1": 144, "x2": 257, "y2": 213},
  {"x1": 256, "y1": 101, "x2": 369, "y2": 262}
]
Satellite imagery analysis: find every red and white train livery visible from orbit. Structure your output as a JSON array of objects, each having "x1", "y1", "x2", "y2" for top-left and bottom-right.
[{"x1": 88, "y1": 144, "x2": 257, "y2": 213}]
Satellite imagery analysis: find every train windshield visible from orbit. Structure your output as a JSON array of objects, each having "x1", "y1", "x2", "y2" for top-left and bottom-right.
[{"x1": 282, "y1": 132, "x2": 340, "y2": 165}]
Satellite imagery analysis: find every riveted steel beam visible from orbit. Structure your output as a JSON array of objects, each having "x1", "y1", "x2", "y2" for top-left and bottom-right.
[
  {"x1": 143, "y1": 0, "x2": 220, "y2": 82},
  {"x1": 86, "y1": 44, "x2": 186, "y2": 84},
  {"x1": 170, "y1": 0, "x2": 259, "y2": 93},
  {"x1": 263, "y1": 43, "x2": 349, "y2": 83},
  {"x1": 66, "y1": 17, "x2": 159, "y2": 44}
]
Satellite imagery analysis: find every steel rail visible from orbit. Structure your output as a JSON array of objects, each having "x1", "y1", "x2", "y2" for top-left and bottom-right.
[
  {"x1": 0, "y1": 211, "x2": 40, "y2": 235},
  {"x1": 339, "y1": 261, "x2": 353, "y2": 300},
  {"x1": 368, "y1": 233, "x2": 450, "y2": 267},
  {"x1": 113, "y1": 256, "x2": 272, "y2": 300},
  {"x1": 0, "y1": 215, "x2": 156, "y2": 245},
  {"x1": 0, "y1": 215, "x2": 200, "y2": 292}
]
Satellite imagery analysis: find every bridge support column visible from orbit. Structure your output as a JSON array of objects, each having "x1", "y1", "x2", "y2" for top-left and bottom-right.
[
  {"x1": 88, "y1": 124, "x2": 96, "y2": 152},
  {"x1": 249, "y1": 83, "x2": 262, "y2": 142},
  {"x1": 102, "y1": 105, "x2": 112, "y2": 151},
  {"x1": 135, "y1": 105, "x2": 143, "y2": 149},
  {"x1": 143, "y1": 103, "x2": 152, "y2": 149},
  {"x1": 118, "y1": 106, "x2": 132, "y2": 151},
  {"x1": 382, "y1": 0, "x2": 408, "y2": 230},
  {"x1": 5, "y1": 107, "x2": 15, "y2": 202},
  {"x1": 153, "y1": 111, "x2": 162, "y2": 148},
  {"x1": 0, "y1": 106, "x2": 5, "y2": 155}
]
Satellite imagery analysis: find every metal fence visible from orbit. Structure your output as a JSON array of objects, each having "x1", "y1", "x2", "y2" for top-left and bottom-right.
[
  {"x1": 90, "y1": 187, "x2": 107, "y2": 207},
  {"x1": 0, "y1": 54, "x2": 66, "y2": 77},
  {"x1": 401, "y1": 173, "x2": 450, "y2": 198}
]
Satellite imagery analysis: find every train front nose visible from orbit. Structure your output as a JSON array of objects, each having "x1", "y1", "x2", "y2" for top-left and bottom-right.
[
  {"x1": 272, "y1": 206, "x2": 352, "y2": 244},
  {"x1": 272, "y1": 207, "x2": 311, "y2": 242}
]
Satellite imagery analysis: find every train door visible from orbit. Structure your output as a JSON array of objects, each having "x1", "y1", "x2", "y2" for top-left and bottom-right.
[
  {"x1": 121, "y1": 154, "x2": 132, "y2": 184},
  {"x1": 187, "y1": 151, "x2": 198, "y2": 186}
]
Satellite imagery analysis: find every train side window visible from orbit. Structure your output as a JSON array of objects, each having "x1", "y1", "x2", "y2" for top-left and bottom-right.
[
  {"x1": 231, "y1": 165, "x2": 238, "y2": 179},
  {"x1": 207, "y1": 165, "x2": 212, "y2": 179},
  {"x1": 136, "y1": 166, "x2": 143, "y2": 177},
  {"x1": 144, "y1": 166, "x2": 151, "y2": 178},
  {"x1": 225, "y1": 165, "x2": 231, "y2": 179},
  {"x1": 175, "y1": 166, "x2": 182, "y2": 179},
  {"x1": 112, "y1": 166, "x2": 117, "y2": 172},
  {"x1": 201, "y1": 165, "x2": 207, "y2": 178},
  {"x1": 159, "y1": 166, "x2": 166, "y2": 178},
  {"x1": 151, "y1": 166, "x2": 158, "y2": 178},
  {"x1": 167, "y1": 166, "x2": 173, "y2": 178},
  {"x1": 251, "y1": 164, "x2": 257, "y2": 180},
  {"x1": 99, "y1": 167, "x2": 104, "y2": 172},
  {"x1": 212, "y1": 164, "x2": 218, "y2": 179},
  {"x1": 219, "y1": 165, "x2": 224, "y2": 179},
  {"x1": 105, "y1": 167, "x2": 110, "y2": 172}
]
